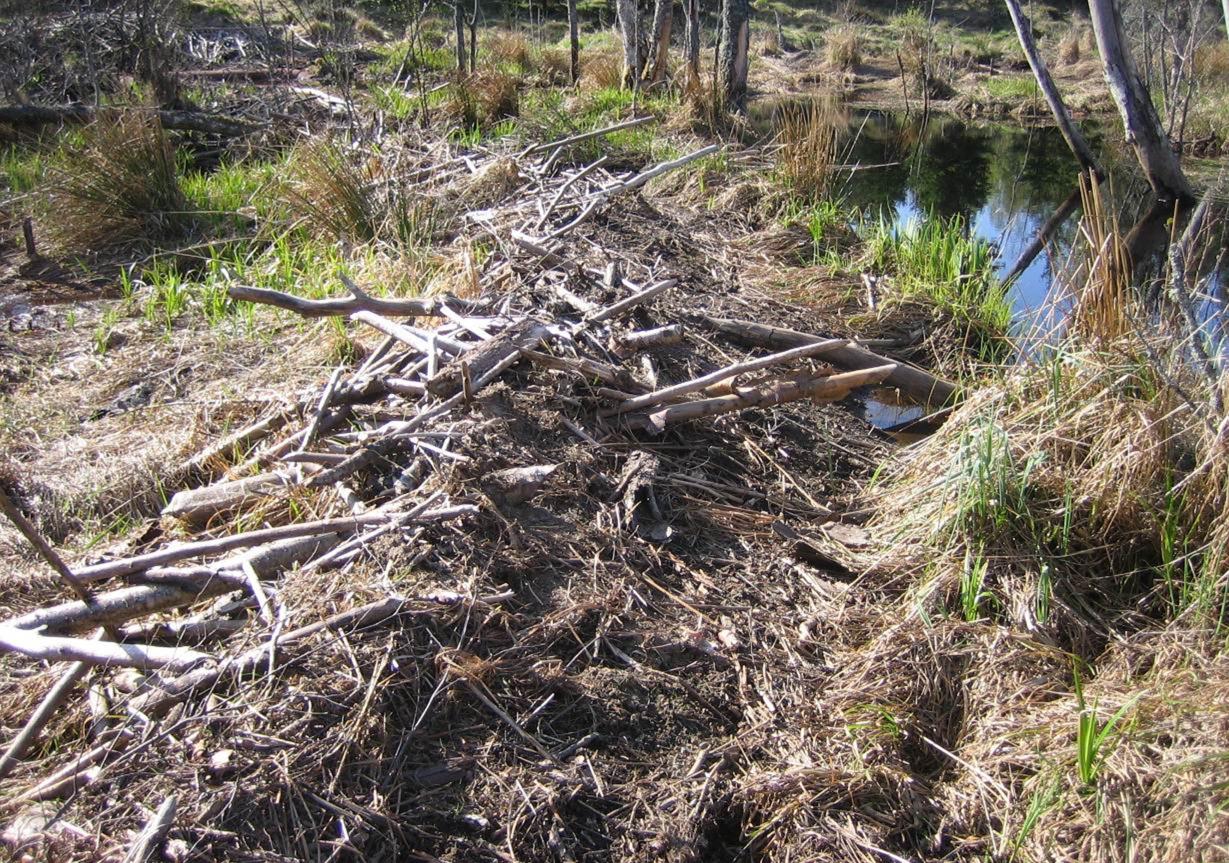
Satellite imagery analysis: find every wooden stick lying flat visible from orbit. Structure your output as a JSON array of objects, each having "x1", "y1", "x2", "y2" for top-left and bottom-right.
[
  {"x1": 0, "y1": 657, "x2": 91, "y2": 779},
  {"x1": 229, "y1": 284, "x2": 483, "y2": 318},
  {"x1": 596, "y1": 145, "x2": 720, "y2": 198},
  {"x1": 0, "y1": 488, "x2": 96, "y2": 603},
  {"x1": 124, "y1": 795, "x2": 178, "y2": 863},
  {"x1": 610, "y1": 324, "x2": 684, "y2": 358},
  {"x1": 522, "y1": 115, "x2": 656, "y2": 155},
  {"x1": 0, "y1": 626, "x2": 212, "y2": 671},
  {"x1": 610, "y1": 337, "x2": 850, "y2": 415},
  {"x1": 587, "y1": 279, "x2": 677, "y2": 323},
  {"x1": 699, "y1": 315, "x2": 959, "y2": 406},
  {"x1": 624, "y1": 365, "x2": 898, "y2": 432}
]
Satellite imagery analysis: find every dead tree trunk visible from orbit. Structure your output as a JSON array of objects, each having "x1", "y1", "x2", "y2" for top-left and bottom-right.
[
  {"x1": 1005, "y1": 0, "x2": 1103, "y2": 177},
  {"x1": 649, "y1": 0, "x2": 673, "y2": 86},
  {"x1": 453, "y1": 1, "x2": 467, "y2": 77},
  {"x1": 717, "y1": 0, "x2": 750, "y2": 110},
  {"x1": 1088, "y1": 0, "x2": 1195, "y2": 203},
  {"x1": 568, "y1": 0, "x2": 580, "y2": 83},
  {"x1": 683, "y1": 0, "x2": 701, "y2": 91},
  {"x1": 617, "y1": 0, "x2": 642, "y2": 90}
]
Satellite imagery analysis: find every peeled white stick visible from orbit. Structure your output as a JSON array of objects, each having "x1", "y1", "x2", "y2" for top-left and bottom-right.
[{"x1": 0, "y1": 627, "x2": 212, "y2": 672}]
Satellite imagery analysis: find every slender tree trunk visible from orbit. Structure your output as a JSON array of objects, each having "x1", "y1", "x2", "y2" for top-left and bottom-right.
[
  {"x1": 683, "y1": 0, "x2": 701, "y2": 92},
  {"x1": 617, "y1": 0, "x2": 642, "y2": 90},
  {"x1": 1087, "y1": 0, "x2": 1194, "y2": 203},
  {"x1": 1005, "y1": 0, "x2": 1103, "y2": 177},
  {"x1": 468, "y1": 0, "x2": 478, "y2": 73},
  {"x1": 453, "y1": 1, "x2": 467, "y2": 77},
  {"x1": 650, "y1": 0, "x2": 673, "y2": 86},
  {"x1": 1223, "y1": 0, "x2": 1229, "y2": 39},
  {"x1": 717, "y1": 0, "x2": 750, "y2": 110},
  {"x1": 568, "y1": 0, "x2": 580, "y2": 84}
]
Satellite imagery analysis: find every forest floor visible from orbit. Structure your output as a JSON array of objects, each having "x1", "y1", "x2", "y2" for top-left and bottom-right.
[{"x1": 0, "y1": 2, "x2": 1227, "y2": 862}]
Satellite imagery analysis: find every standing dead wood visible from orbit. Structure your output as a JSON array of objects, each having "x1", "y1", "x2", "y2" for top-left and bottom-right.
[
  {"x1": 617, "y1": 0, "x2": 643, "y2": 90},
  {"x1": 0, "y1": 627, "x2": 211, "y2": 672},
  {"x1": 650, "y1": 0, "x2": 674, "y2": 86},
  {"x1": 123, "y1": 795, "x2": 177, "y2": 863},
  {"x1": 22, "y1": 218, "x2": 36, "y2": 258},
  {"x1": 683, "y1": 0, "x2": 701, "y2": 91},
  {"x1": 717, "y1": 0, "x2": 752, "y2": 110},
  {"x1": 698, "y1": 315, "x2": 958, "y2": 406},
  {"x1": 609, "y1": 337, "x2": 850, "y2": 414},
  {"x1": 624, "y1": 365, "x2": 897, "y2": 432},
  {"x1": 0, "y1": 488, "x2": 96, "y2": 603},
  {"x1": 568, "y1": 0, "x2": 580, "y2": 83},
  {"x1": 453, "y1": 1, "x2": 467, "y2": 76}
]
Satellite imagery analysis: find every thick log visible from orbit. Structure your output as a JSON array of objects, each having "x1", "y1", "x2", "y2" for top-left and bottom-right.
[
  {"x1": 610, "y1": 323, "x2": 685, "y2": 357},
  {"x1": 698, "y1": 315, "x2": 958, "y2": 406},
  {"x1": 161, "y1": 472, "x2": 294, "y2": 525},
  {"x1": 0, "y1": 105, "x2": 258, "y2": 137},
  {"x1": 625, "y1": 365, "x2": 897, "y2": 432},
  {"x1": 229, "y1": 284, "x2": 482, "y2": 318},
  {"x1": 427, "y1": 319, "x2": 550, "y2": 397}
]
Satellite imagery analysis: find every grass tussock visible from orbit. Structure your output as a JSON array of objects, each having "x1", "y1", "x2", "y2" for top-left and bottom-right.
[
  {"x1": 485, "y1": 28, "x2": 532, "y2": 71},
  {"x1": 445, "y1": 69, "x2": 520, "y2": 130},
  {"x1": 580, "y1": 49, "x2": 623, "y2": 91},
  {"x1": 775, "y1": 97, "x2": 845, "y2": 199},
  {"x1": 1196, "y1": 40, "x2": 1229, "y2": 84},
  {"x1": 825, "y1": 25, "x2": 862, "y2": 71},
  {"x1": 39, "y1": 113, "x2": 195, "y2": 253}
]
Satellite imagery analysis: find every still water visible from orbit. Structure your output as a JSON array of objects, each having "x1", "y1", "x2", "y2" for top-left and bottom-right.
[{"x1": 756, "y1": 108, "x2": 1227, "y2": 427}]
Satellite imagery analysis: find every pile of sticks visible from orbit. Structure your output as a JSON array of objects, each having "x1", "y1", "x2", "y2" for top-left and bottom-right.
[{"x1": 0, "y1": 119, "x2": 951, "y2": 840}]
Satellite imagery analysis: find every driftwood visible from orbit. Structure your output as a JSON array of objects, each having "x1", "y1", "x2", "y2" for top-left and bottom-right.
[
  {"x1": 625, "y1": 365, "x2": 898, "y2": 432},
  {"x1": 698, "y1": 315, "x2": 958, "y2": 406}
]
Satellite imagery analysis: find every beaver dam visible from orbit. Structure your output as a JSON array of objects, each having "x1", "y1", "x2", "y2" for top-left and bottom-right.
[{"x1": 1, "y1": 1, "x2": 1227, "y2": 861}]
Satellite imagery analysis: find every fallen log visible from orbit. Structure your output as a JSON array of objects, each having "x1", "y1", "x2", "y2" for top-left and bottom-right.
[
  {"x1": 624, "y1": 365, "x2": 897, "y2": 433},
  {"x1": 161, "y1": 471, "x2": 295, "y2": 525},
  {"x1": 0, "y1": 105, "x2": 259, "y2": 137},
  {"x1": 522, "y1": 115, "x2": 657, "y2": 155},
  {"x1": 698, "y1": 315, "x2": 958, "y2": 406},
  {"x1": 610, "y1": 324, "x2": 685, "y2": 358},
  {"x1": 427, "y1": 319, "x2": 549, "y2": 397},
  {"x1": 229, "y1": 284, "x2": 484, "y2": 318}
]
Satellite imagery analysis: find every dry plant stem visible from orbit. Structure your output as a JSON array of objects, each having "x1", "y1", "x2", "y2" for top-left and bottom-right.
[
  {"x1": 299, "y1": 366, "x2": 345, "y2": 452},
  {"x1": 0, "y1": 656, "x2": 91, "y2": 779},
  {"x1": 0, "y1": 487, "x2": 96, "y2": 603},
  {"x1": 0, "y1": 626, "x2": 211, "y2": 671},
  {"x1": 123, "y1": 795, "x2": 178, "y2": 863},
  {"x1": 535, "y1": 157, "x2": 609, "y2": 230},
  {"x1": 626, "y1": 365, "x2": 897, "y2": 431},
  {"x1": 609, "y1": 337, "x2": 851, "y2": 414},
  {"x1": 229, "y1": 284, "x2": 482, "y2": 318},
  {"x1": 699, "y1": 315, "x2": 957, "y2": 405},
  {"x1": 1168, "y1": 192, "x2": 1223, "y2": 413}
]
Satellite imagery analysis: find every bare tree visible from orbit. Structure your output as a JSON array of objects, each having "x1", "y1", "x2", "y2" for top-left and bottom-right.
[
  {"x1": 568, "y1": 0, "x2": 579, "y2": 84},
  {"x1": 717, "y1": 0, "x2": 750, "y2": 109},
  {"x1": 683, "y1": 0, "x2": 700, "y2": 91},
  {"x1": 1088, "y1": 0, "x2": 1194, "y2": 203},
  {"x1": 1004, "y1": 0, "x2": 1102, "y2": 176},
  {"x1": 617, "y1": 0, "x2": 642, "y2": 90},
  {"x1": 649, "y1": 0, "x2": 673, "y2": 86},
  {"x1": 453, "y1": 0, "x2": 466, "y2": 77}
]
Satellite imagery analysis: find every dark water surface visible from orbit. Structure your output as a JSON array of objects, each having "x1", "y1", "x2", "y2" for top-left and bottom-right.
[{"x1": 752, "y1": 106, "x2": 1228, "y2": 426}]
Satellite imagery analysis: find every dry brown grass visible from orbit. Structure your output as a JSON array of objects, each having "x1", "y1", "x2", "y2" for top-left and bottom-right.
[
  {"x1": 536, "y1": 46, "x2": 572, "y2": 85},
  {"x1": 485, "y1": 28, "x2": 532, "y2": 71},
  {"x1": 580, "y1": 48, "x2": 623, "y2": 90},
  {"x1": 1070, "y1": 177, "x2": 1131, "y2": 342},
  {"x1": 444, "y1": 68, "x2": 520, "y2": 128},
  {"x1": 825, "y1": 25, "x2": 862, "y2": 71},
  {"x1": 1196, "y1": 40, "x2": 1229, "y2": 83},
  {"x1": 40, "y1": 112, "x2": 195, "y2": 254},
  {"x1": 775, "y1": 96, "x2": 845, "y2": 199}
]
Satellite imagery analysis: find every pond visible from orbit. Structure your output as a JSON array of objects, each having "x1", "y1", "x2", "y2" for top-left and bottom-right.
[{"x1": 752, "y1": 105, "x2": 1228, "y2": 428}]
